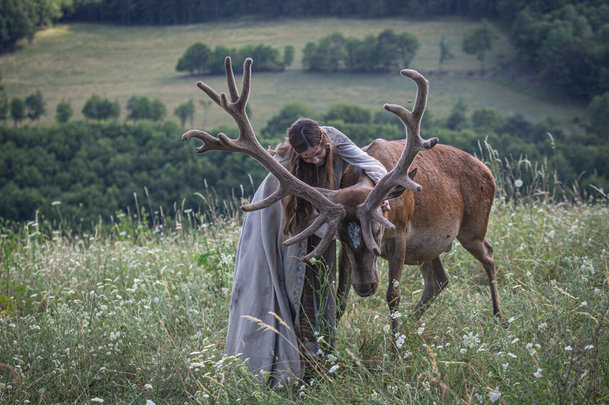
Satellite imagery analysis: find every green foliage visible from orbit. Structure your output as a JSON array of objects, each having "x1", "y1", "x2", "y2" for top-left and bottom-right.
[
  {"x1": 262, "y1": 102, "x2": 316, "y2": 138},
  {"x1": 283, "y1": 44, "x2": 295, "y2": 67},
  {"x1": 511, "y1": 4, "x2": 609, "y2": 100},
  {"x1": 175, "y1": 42, "x2": 212, "y2": 74},
  {"x1": 471, "y1": 107, "x2": 502, "y2": 133},
  {"x1": 0, "y1": 0, "x2": 73, "y2": 52},
  {"x1": 324, "y1": 102, "x2": 370, "y2": 124},
  {"x1": 0, "y1": 199, "x2": 607, "y2": 403},
  {"x1": 587, "y1": 91, "x2": 609, "y2": 140},
  {"x1": 25, "y1": 90, "x2": 45, "y2": 122},
  {"x1": 82, "y1": 94, "x2": 120, "y2": 121},
  {"x1": 174, "y1": 99, "x2": 195, "y2": 128},
  {"x1": 126, "y1": 96, "x2": 166, "y2": 122},
  {"x1": 462, "y1": 19, "x2": 497, "y2": 73},
  {"x1": 304, "y1": 29, "x2": 419, "y2": 73},
  {"x1": 9, "y1": 97, "x2": 25, "y2": 126},
  {"x1": 0, "y1": 121, "x2": 269, "y2": 226},
  {"x1": 176, "y1": 42, "x2": 289, "y2": 75},
  {"x1": 55, "y1": 100, "x2": 73, "y2": 123}
]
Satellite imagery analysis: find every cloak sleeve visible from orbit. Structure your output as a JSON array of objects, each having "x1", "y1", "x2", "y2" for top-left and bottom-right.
[{"x1": 322, "y1": 126, "x2": 388, "y2": 184}]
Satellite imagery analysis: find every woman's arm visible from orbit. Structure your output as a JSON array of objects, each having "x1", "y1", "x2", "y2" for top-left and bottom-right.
[{"x1": 324, "y1": 127, "x2": 388, "y2": 184}]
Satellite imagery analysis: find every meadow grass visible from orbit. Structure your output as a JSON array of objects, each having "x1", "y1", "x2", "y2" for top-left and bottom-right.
[
  {"x1": 1, "y1": 161, "x2": 608, "y2": 404},
  {"x1": 0, "y1": 18, "x2": 585, "y2": 130}
]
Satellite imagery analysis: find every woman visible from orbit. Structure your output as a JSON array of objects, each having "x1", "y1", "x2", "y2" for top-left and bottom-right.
[{"x1": 224, "y1": 118, "x2": 388, "y2": 387}]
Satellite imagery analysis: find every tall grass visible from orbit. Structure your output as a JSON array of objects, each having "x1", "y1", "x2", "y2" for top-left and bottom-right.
[{"x1": 1, "y1": 161, "x2": 608, "y2": 403}]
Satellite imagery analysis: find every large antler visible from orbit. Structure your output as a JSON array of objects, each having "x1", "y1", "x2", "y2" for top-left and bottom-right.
[
  {"x1": 357, "y1": 69, "x2": 439, "y2": 255},
  {"x1": 182, "y1": 57, "x2": 345, "y2": 261}
]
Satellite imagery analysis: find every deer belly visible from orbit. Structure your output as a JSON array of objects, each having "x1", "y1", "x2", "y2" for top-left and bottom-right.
[{"x1": 404, "y1": 224, "x2": 457, "y2": 265}]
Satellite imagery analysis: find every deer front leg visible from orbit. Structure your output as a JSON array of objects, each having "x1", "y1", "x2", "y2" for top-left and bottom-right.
[
  {"x1": 386, "y1": 237, "x2": 407, "y2": 332},
  {"x1": 337, "y1": 244, "x2": 351, "y2": 322},
  {"x1": 412, "y1": 257, "x2": 449, "y2": 319}
]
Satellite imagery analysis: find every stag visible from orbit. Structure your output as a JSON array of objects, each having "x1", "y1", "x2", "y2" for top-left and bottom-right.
[{"x1": 182, "y1": 57, "x2": 502, "y2": 333}]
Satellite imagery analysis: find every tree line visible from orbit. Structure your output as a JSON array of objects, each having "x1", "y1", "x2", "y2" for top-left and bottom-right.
[{"x1": 1, "y1": 96, "x2": 607, "y2": 227}]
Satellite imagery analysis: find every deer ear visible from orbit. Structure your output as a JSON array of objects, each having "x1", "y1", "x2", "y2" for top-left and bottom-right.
[{"x1": 408, "y1": 168, "x2": 418, "y2": 180}]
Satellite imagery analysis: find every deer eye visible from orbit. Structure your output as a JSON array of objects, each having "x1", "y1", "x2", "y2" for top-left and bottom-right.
[{"x1": 348, "y1": 222, "x2": 362, "y2": 249}]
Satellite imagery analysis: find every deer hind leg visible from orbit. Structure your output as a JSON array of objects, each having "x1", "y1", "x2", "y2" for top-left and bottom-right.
[
  {"x1": 459, "y1": 238, "x2": 502, "y2": 319},
  {"x1": 412, "y1": 257, "x2": 449, "y2": 319}
]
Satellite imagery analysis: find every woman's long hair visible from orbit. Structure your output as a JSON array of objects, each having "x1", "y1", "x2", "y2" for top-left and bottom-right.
[{"x1": 275, "y1": 118, "x2": 335, "y2": 236}]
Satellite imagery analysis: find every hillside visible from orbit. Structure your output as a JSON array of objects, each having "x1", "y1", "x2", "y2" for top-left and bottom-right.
[{"x1": 0, "y1": 18, "x2": 586, "y2": 131}]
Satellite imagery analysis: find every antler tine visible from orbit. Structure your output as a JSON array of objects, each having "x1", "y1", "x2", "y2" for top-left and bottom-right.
[
  {"x1": 182, "y1": 56, "x2": 346, "y2": 261},
  {"x1": 357, "y1": 69, "x2": 439, "y2": 254}
]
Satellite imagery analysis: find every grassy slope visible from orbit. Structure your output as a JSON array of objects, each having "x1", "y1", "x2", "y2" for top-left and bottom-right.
[
  {"x1": 0, "y1": 18, "x2": 585, "y2": 131},
  {"x1": 0, "y1": 202, "x2": 607, "y2": 403}
]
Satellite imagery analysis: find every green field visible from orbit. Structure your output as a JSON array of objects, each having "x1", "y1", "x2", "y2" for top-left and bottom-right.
[
  {"x1": 0, "y1": 18, "x2": 586, "y2": 131},
  {"x1": 1, "y1": 198, "x2": 607, "y2": 403}
]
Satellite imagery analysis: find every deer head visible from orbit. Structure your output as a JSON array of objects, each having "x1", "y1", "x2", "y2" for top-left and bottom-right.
[{"x1": 182, "y1": 57, "x2": 437, "y2": 295}]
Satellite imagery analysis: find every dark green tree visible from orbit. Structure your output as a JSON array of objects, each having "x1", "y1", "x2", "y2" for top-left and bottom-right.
[
  {"x1": 82, "y1": 94, "x2": 120, "y2": 121},
  {"x1": 127, "y1": 96, "x2": 166, "y2": 122},
  {"x1": 10, "y1": 97, "x2": 25, "y2": 126},
  {"x1": 446, "y1": 99, "x2": 468, "y2": 130},
  {"x1": 472, "y1": 107, "x2": 502, "y2": 133},
  {"x1": 174, "y1": 99, "x2": 195, "y2": 128},
  {"x1": 25, "y1": 90, "x2": 45, "y2": 123},
  {"x1": 55, "y1": 100, "x2": 73, "y2": 123},
  {"x1": 462, "y1": 19, "x2": 497, "y2": 74},
  {"x1": 283, "y1": 45, "x2": 295, "y2": 67},
  {"x1": 176, "y1": 42, "x2": 212, "y2": 74},
  {"x1": 262, "y1": 102, "x2": 315, "y2": 138},
  {"x1": 324, "y1": 102, "x2": 371, "y2": 124}
]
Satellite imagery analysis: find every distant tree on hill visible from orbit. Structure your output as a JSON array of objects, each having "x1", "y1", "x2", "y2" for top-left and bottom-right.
[
  {"x1": 446, "y1": 99, "x2": 468, "y2": 130},
  {"x1": 462, "y1": 19, "x2": 497, "y2": 74},
  {"x1": 262, "y1": 102, "x2": 315, "y2": 138},
  {"x1": 25, "y1": 90, "x2": 45, "y2": 123},
  {"x1": 324, "y1": 102, "x2": 371, "y2": 124},
  {"x1": 283, "y1": 45, "x2": 295, "y2": 67},
  {"x1": 10, "y1": 98, "x2": 25, "y2": 126},
  {"x1": 82, "y1": 94, "x2": 120, "y2": 121},
  {"x1": 176, "y1": 42, "x2": 212, "y2": 74},
  {"x1": 174, "y1": 99, "x2": 195, "y2": 128},
  {"x1": 304, "y1": 30, "x2": 419, "y2": 73},
  {"x1": 56, "y1": 101, "x2": 73, "y2": 123},
  {"x1": 127, "y1": 96, "x2": 166, "y2": 122}
]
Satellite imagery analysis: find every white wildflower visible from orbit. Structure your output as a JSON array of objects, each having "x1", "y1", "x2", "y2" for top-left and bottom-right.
[
  {"x1": 463, "y1": 332, "x2": 480, "y2": 349},
  {"x1": 328, "y1": 364, "x2": 339, "y2": 374},
  {"x1": 146, "y1": 401, "x2": 156, "y2": 405},
  {"x1": 489, "y1": 387, "x2": 501, "y2": 403},
  {"x1": 474, "y1": 392, "x2": 484, "y2": 404},
  {"x1": 514, "y1": 179, "x2": 523, "y2": 188},
  {"x1": 580, "y1": 301, "x2": 587, "y2": 307},
  {"x1": 538, "y1": 322, "x2": 547, "y2": 330},
  {"x1": 395, "y1": 334, "x2": 406, "y2": 349},
  {"x1": 507, "y1": 352, "x2": 517, "y2": 359},
  {"x1": 417, "y1": 327, "x2": 425, "y2": 336},
  {"x1": 508, "y1": 317, "x2": 515, "y2": 323},
  {"x1": 565, "y1": 346, "x2": 573, "y2": 351},
  {"x1": 533, "y1": 368, "x2": 543, "y2": 378},
  {"x1": 594, "y1": 288, "x2": 600, "y2": 294},
  {"x1": 404, "y1": 350, "x2": 413, "y2": 359},
  {"x1": 502, "y1": 363, "x2": 509, "y2": 370},
  {"x1": 91, "y1": 399, "x2": 104, "y2": 403},
  {"x1": 511, "y1": 338, "x2": 520, "y2": 344},
  {"x1": 326, "y1": 354, "x2": 337, "y2": 364},
  {"x1": 392, "y1": 279, "x2": 399, "y2": 288},
  {"x1": 391, "y1": 311, "x2": 402, "y2": 319},
  {"x1": 584, "y1": 345, "x2": 594, "y2": 351},
  {"x1": 547, "y1": 230, "x2": 555, "y2": 238},
  {"x1": 144, "y1": 384, "x2": 153, "y2": 389},
  {"x1": 460, "y1": 348, "x2": 467, "y2": 354}
]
